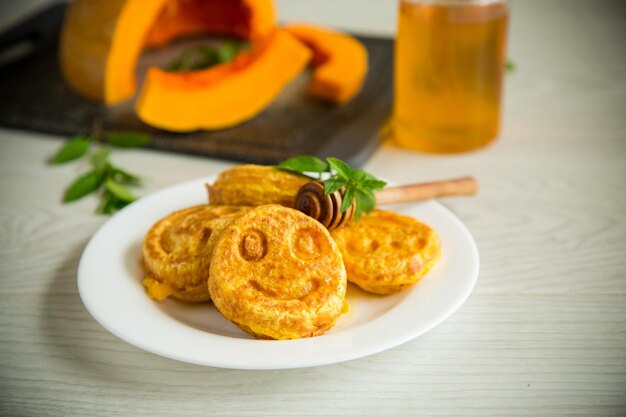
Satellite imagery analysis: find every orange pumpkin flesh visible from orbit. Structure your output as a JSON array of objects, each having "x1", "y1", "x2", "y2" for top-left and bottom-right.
[
  {"x1": 135, "y1": 30, "x2": 312, "y2": 131},
  {"x1": 285, "y1": 24, "x2": 368, "y2": 104},
  {"x1": 144, "y1": 0, "x2": 275, "y2": 48},
  {"x1": 60, "y1": 0, "x2": 168, "y2": 104},
  {"x1": 60, "y1": 0, "x2": 276, "y2": 105}
]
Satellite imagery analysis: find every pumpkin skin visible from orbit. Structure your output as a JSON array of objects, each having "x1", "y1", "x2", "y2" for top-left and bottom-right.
[
  {"x1": 135, "y1": 30, "x2": 311, "y2": 131},
  {"x1": 60, "y1": 0, "x2": 167, "y2": 104},
  {"x1": 284, "y1": 24, "x2": 368, "y2": 104},
  {"x1": 59, "y1": 0, "x2": 276, "y2": 105}
]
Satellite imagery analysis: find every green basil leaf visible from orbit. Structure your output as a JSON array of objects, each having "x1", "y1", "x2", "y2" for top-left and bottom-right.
[
  {"x1": 101, "y1": 193, "x2": 122, "y2": 215},
  {"x1": 168, "y1": 42, "x2": 245, "y2": 72},
  {"x1": 216, "y1": 41, "x2": 240, "y2": 63},
  {"x1": 362, "y1": 178, "x2": 387, "y2": 190},
  {"x1": 278, "y1": 156, "x2": 329, "y2": 174},
  {"x1": 90, "y1": 148, "x2": 110, "y2": 173},
  {"x1": 353, "y1": 196, "x2": 363, "y2": 222},
  {"x1": 356, "y1": 188, "x2": 376, "y2": 213},
  {"x1": 351, "y1": 169, "x2": 386, "y2": 188},
  {"x1": 105, "y1": 202, "x2": 122, "y2": 215},
  {"x1": 190, "y1": 50, "x2": 219, "y2": 70},
  {"x1": 168, "y1": 48, "x2": 211, "y2": 71},
  {"x1": 95, "y1": 190, "x2": 113, "y2": 214},
  {"x1": 63, "y1": 171, "x2": 101, "y2": 202},
  {"x1": 50, "y1": 136, "x2": 91, "y2": 164},
  {"x1": 350, "y1": 169, "x2": 367, "y2": 182},
  {"x1": 105, "y1": 178, "x2": 136, "y2": 202},
  {"x1": 351, "y1": 168, "x2": 375, "y2": 181},
  {"x1": 326, "y1": 157, "x2": 352, "y2": 180},
  {"x1": 105, "y1": 132, "x2": 150, "y2": 148},
  {"x1": 103, "y1": 194, "x2": 130, "y2": 215},
  {"x1": 324, "y1": 177, "x2": 348, "y2": 195},
  {"x1": 110, "y1": 167, "x2": 141, "y2": 184},
  {"x1": 340, "y1": 186, "x2": 356, "y2": 214}
]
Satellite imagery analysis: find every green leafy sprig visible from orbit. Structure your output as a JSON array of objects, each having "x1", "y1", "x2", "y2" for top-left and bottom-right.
[
  {"x1": 50, "y1": 131, "x2": 149, "y2": 215},
  {"x1": 278, "y1": 156, "x2": 387, "y2": 221},
  {"x1": 167, "y1": 41, "x2": 249, "y2": 72}
]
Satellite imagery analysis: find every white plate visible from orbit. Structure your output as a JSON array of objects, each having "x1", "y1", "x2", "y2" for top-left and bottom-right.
[{"x1": 78, "y1": 177, "x2": 479, "y2": 370}]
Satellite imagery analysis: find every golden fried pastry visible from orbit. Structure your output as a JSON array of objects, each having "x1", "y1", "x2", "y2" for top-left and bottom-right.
[
  {"x1": 331, "y1": 210, "x2": 441, "y2": 295},
  {"x1": 209, "y1": 204, "x2": 347, "y2": 339},
  {"x1": 206, "y1": 165, "x2": 309, "y2": 208},
  {"x1": 142, "y1": 205, "x2": 249, "y2": 302}
]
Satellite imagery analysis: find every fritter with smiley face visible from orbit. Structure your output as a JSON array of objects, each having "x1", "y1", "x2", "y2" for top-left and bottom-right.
[
  {"x1": 209, "y1": 205, "x2": 347, "y2": 339},
  {"x1": 142, "y1": 205, "x2": 250, "y2": 302},
  {"x1": 331, "y1": 210, "x2": 441, "y2": 295}
]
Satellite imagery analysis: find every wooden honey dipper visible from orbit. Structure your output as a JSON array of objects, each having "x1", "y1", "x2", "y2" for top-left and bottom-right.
[{"x1": 295, "y1": 176, "x2": 478, "y2": 230}]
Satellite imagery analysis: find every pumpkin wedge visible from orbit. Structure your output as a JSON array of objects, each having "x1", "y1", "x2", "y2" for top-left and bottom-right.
[
  {"x1": 285, "y1": 24, "x2": 368, "y2": 104},
  {"x1": 60, "y1": 0, "x2": 167, "y2": 104},
  {"x1": 144, "y1": 0, "x2": 275, "y2": 48},
  {"x1": 135, "y1": 30, "x2": 311, "y2": 132},
  {"x1": 59, "y1": 0, "x2": 276, "y2": 105}
]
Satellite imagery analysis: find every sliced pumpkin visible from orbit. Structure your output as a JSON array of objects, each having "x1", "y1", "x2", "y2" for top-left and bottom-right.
[
  {"x1": 285, "y1": 24, "x2": 368, "y2": 104},
  {"x1": 59, "y1": 0, "x2": 276, "y2": 105},
  {"x1": 135, "y1": 30, "x2": 311, "y2": 131},
  {"x1": 144, "y1": 0, "x2": 275, "y2": 48},
  {"x1": 60, "y1": 0, "x2": 167, "y2": 104}
]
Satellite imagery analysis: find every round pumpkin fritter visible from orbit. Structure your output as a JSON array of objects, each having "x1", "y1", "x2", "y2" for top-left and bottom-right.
[
  {"x1": 206, "y1": 165, "x2": 309, "y2": 208},
  {"x1": 331, "y1": 210, "x2": 441, "y2": 295},
  {"x1": 142, "y1": 205, "x2": 250, "y2": 302},
  {"x1": 209, "y1": 205, "x2": 347, "y2": 340}
]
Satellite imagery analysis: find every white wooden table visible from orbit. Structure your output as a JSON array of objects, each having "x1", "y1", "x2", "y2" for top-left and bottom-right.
[{"x1": 1, "y1": 1, "x2": 625, "y2": 416}]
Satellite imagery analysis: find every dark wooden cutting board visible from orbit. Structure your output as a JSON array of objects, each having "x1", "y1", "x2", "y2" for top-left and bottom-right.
[{"x1": 0, "y1": 4, "x2": 393, "y2": 166}]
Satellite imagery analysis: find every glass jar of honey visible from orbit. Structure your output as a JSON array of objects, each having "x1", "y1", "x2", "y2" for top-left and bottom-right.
[{"x1": 390, "y1": 0, "x2": 508, "y2": 153}]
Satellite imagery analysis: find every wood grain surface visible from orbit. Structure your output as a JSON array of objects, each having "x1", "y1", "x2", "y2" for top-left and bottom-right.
[{"x1": 1, "y1": 1, "x2": 625, "y2": 416}]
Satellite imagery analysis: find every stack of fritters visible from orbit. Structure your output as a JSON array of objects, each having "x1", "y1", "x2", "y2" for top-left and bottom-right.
[
  {"x1": 141, "y1": 165, "x2": 441, "y2": 339},
  {"x1": 206, "y1": 165, "x2": 442, "y2": 295},
  {"x1": 143, "y1": 202, "x2": 346, "y2": 340}
]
